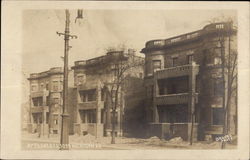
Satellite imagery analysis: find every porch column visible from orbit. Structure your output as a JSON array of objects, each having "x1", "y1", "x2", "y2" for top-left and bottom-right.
[
  {"x1": 76, "y1": 109, "x2": 81, "y2": 123},
  {"x1": 30, "y1": 96, "x2": 34, "y2": 124},
  {"x1": 105, "y1": 85, "x2": 112, "y2": 136},
  {"x1": 188, "y1": 63, "x2": 196, "y2": 122},
  {"x1": 76, "y1": 88, "x2": 81, "y2": 124},
  {"x1": 29, "y1": 96, "x2": 34, "y2": 133},
  {"x1": 96, "y1": 81, "x2": 102, "y2": 124},
  {"x1": 119, "y1": 90, "x2": 125, "y2": 136},
  {"x1": 43, "y1": 109, "x2": 47, "y2": 136},
  {"x1": 188, "y1": 62, "x2": 197, "y2": 142},
  {"x1": 153, "y1": 76, "x2": 159, "y2": 123}
]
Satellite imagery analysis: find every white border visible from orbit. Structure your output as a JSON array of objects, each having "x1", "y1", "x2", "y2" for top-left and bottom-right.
[{"x1": 1, "y1": 1, "x2": 249, "y2": 159}]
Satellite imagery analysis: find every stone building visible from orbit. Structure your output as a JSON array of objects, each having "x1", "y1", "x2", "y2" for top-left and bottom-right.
[
  {"x1": 141, "y1": 22, "x2": 237, "y2": 141},
  {"x1": 71, "y1": 49, "x2": 145, "y2": 137},
  {"x1": 27, "y1": 67, "x2": 74, "y2": 136}
]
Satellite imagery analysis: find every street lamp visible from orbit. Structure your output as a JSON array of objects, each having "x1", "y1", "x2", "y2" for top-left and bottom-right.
[{"x1": 56, "y1": 9, "x2": 83, "y2": 150}]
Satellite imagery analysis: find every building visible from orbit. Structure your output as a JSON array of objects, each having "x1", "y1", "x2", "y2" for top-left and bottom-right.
[
  {"x1": 27, "y1": 67, "x2": 74, "y2": 136},
  {"x1": 71, "y1": 49, "x2": 145, "y2": 137},
  {"x1": 141, "y1": 22, "x2": 237, "y2": 141}
]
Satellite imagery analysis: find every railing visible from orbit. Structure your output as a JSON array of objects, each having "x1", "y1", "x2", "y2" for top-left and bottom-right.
[
  {"x1": 144, "y1": 22, "x2": 234, "y2": 50},
  {"x1": 49, "y1": 67, "x2": 63, "y2": 74},
  {"x1": 78, "y1": 101, "x2": 104, "y2": 110},
  {"x1": 29, "y1": 67, "x2": 63, "y2": 79},
  {"x1": 30, "y1": 106, "x2": 49, "y2": 113},
  {"x1": 155, "y1": 64, "x2": 199, "y2": 79},
  {"x1": 86, "y1": 56, "x2": 106, "y2": 66},
  {"x1": 30, "y1": 90, "x2": 49, "y2": 98},
  {"x1": 30, "y1": 73, "x2": 39, "y2": 79},
  {"x1": 75, "y1": 60, "x2": 86, "y2": 66},
  {"x1": 145, "y1": 31, "x2": 201, "y2": 49},
  {"x1": 155, "y1": 93, "x2": 198, "y2": 105}
]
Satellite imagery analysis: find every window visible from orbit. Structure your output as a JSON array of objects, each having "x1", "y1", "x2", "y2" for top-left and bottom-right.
[
  {"x1": 214, "y1": 78, "x2": 224, "y2": 96},
  {"x1": 152, "y1": 60, "x2": 161, "y2": 70},
  {"x1": 79, "y1": 89, "x2": 96, "y2": 102},
  {"x1": 32, "y1": 97, "x2": 43, "y2": 106},
  {"x1": 139, "y1": 73, "x2": 143, "y2": 79},
  {"x1": 46, "y1": 83, "x2": 49, "y2": 90},
  {"x1": 46, "y1": 113, "x2": 49, "y2": 124},
  {"x1": 87, "y1": 89, "x2": 96, "y2": 101},
  {"x1": 214, "y1": 57, "x2": 222, "y2": 65},
  {"x1": 187, "y1": 55, "x2": 193, "y2": 64},
  {"x1": 40, "y1": 83, "x2": 44, "y2": 90},
  {"x1": 79, "y1": 91, "x2": 87, "y2": 102},
  {"x1": 46, "y1": 96, "x2": 49, "y2": 106},
  {"x1": 172, "y1": 57, "x2": 178, "y2": 67},
  {"x1": 80, "y1": 110, "x2": 96, "y2": 123},
  {"x1": 77, "y1": 74, "x2": 86, "y2": 85},
  {"x1": 31, "y1": 85, "x2": 37, "y2": 92},
  {"x1": 101, "y1": 89, "x2": 105, "y2": 101},
  {"x1": 52, "y1": 81, "x2": 59, "y2": 91},
  {"x1": 53, "y1": 98, "x2": 60, "y2": 104},
  {"x1": 212, "y1": 108, "x2": 224, "y2": 125},
  {"x1": 169, "y1": 84, "x2": 177, "y2": 94},
  {"x1": 54, "y1": 119, "x2": 58, "y2": 125}
]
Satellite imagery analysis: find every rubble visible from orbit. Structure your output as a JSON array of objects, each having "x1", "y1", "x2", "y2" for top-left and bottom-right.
[{"x1": 169, "y1": 137, "x2": 183, "y2": 144}]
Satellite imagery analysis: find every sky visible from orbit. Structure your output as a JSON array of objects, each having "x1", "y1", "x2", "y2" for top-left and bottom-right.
[{"x1": 21, "y1": 9, "x2": 236, "y2": 102}]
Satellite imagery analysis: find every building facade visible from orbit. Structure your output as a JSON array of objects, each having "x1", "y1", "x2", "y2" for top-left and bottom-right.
[
  {"x1": 27, "y1": 67, "x2": 74, "y2": 136},
  {"x1": 71, "y1": 49, "x2": 145, "y2": 137},
  {"x1": 141, "y1": 22, "x2": 237, "y2": 141}
]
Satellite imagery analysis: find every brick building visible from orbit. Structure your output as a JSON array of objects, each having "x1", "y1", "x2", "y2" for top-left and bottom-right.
[
  {"x1": 27, "y1": 67, "x2": 74, "y2": 136},
  {"x1": 71, "y1": 49, "x2": 145, "y2": 137},
  {"x1": 141, "y1": 22, "x2": 237, "y2": 141}
]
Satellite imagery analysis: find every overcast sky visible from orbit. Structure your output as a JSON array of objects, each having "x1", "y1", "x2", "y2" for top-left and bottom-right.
[
  {"x1": 22, "y1": 9, "x2": 236, "y2": 74},
  {"x1": 21, "y1": 9, "x2": 236, "y2": 102}
]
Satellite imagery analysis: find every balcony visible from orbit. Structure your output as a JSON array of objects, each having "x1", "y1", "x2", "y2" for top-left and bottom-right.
[
  {"x1": 78, "y1": 101, "x2": 104, "y2": 110},
  {"x1": 30, "y1": 90, "x2": 49, "y2": 98},
  {"x1": 155, "y1": 93, "x2": 198, "y2": 105},
  {"x1": 155, "y1": 64, "x2": 199, "y2": 79},
  {"x1": 30, "y1": 106, "x2": 49, "y2": 113}
]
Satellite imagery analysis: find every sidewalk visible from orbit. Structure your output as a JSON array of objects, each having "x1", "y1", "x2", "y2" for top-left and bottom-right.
[{"x1": 21, "y1": 132, "x2": 237, "y2": 150}]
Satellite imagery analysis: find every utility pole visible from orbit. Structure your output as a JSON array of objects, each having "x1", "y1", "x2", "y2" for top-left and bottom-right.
[{"x1": 57, "y1": 9, "x2": 77, "y2": 150}]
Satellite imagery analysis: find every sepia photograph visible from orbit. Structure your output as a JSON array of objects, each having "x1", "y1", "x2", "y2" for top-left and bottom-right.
[{"x1": 1, "y1": 1, "x2": 249, "y2": 159}]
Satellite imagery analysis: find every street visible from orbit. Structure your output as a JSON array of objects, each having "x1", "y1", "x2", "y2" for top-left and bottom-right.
[{"x1": 21, "y1": 132, "x2": 237, "y2": 150}]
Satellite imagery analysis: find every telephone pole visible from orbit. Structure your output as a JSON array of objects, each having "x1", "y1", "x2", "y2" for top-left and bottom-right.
[{"x1": 57, "y1": 9, "x2": 77, "y2": 150}]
